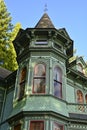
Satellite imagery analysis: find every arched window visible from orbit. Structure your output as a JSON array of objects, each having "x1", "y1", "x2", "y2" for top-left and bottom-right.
[
  {"x1": 76, "y1": 90, "x2": 84, "y2": 111},
  {"x1": 33, "y1": 63, "x2": 46, "y2": 93},
  {"x1": 54, "y1": 66, "x2": 62, "y2": 98},
  {"x1": 18, "y1": 67, "x2": 27, "y2": 100},
  {"x1": 77, "y1": 63, "x2": 83, "y2": 73},
  {"x1": 77, "y1": 90, "x2": 84, "y2": 103}
]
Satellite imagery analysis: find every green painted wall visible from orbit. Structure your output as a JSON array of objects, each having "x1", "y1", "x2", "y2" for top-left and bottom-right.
[{"x1": 0, "y1": 85, "x2": 14, "y2": 130}]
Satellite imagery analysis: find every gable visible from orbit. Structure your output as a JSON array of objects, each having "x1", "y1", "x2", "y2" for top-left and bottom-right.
[
  {"x1": 77, "y1": 56, "x2": 86, "y2": 67},
  {"x1": 58, "y1": 28, "x2": 71, "y2": 39}
]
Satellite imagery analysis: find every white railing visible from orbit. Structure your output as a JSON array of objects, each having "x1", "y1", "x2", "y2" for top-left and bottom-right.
[{"x1": 67, "y1": 103, "x2": 87, "y2": 113}]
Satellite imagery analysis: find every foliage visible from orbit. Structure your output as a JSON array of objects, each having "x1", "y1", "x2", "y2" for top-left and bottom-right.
[
  {"x1": 0, "y1": 0, "x2": 21, "y2": 71},
  {"x1": 69, "y1": 56, "x2": 77, "y2": 63}
]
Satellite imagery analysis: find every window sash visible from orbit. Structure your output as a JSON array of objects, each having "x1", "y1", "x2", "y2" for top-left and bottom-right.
[
  {"x1": 54, "y1": 80, "x2": 62, "y2": 98},
  {"x1": 17, "y1": 67, "x2": 27, "y2": 100},
  {"x1": 33, "y1": 78, "x2": 45, "y2": 93},
  {"x1": 77, "y1": 90, "x2": 84, "y2": 103},
  {"x1": 34, "y1": 64, "x2": 46, "y2": 77},
  {"x1": 33, "y1": 64, "x2": 46, "y2": 94},
  {"x1": 54, "y1": 66, "x2": 62, "y2": 98},
  {"x1": 20, "y1": 67, "x2": 27, "y2": 83},
  {"x1": 18, "y1": 81, "x2": 25, "y2": 100},
  {"x1": 76, "y1": 90, "x2": 84, "y2": 111}
]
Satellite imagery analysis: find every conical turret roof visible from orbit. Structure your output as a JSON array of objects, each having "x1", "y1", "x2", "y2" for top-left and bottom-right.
[{"x1": 35, "y1": 13, "x2": 55, "y2": 28}]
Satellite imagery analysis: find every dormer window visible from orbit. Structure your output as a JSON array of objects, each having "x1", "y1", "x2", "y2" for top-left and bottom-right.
[
  {"x1": 33, "y1": 63, "x2": 46, "y2": 93},
  {"x1": 54, "y1": 66, "x2": 62, "y2": 98},
  {"x1": 77, "y1": 63, "x2": 83, "y2": 73}
]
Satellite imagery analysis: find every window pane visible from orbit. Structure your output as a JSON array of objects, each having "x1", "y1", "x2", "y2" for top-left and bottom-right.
[
  {"x1": 18, "y1": 82, "x2": 25, "y2": 100},
  {"x1": 20, "y1": 67, "x2": 27, "y2": 82},
  {"x1": 54, "y1": 67, "x2": 62, "y2": 82},
  {"x1": 54, "y1": 81, "x2": 62, "y2": 98},
  {"x1": 33, "y1": 78, "x2": 45, "y2": 93},
  {"x1": 30, "y1": 121, "x2": 44, "y2": 130},
  {"x1": 54, "y1": 66, "x2": 62, "y2": 98},
  {"x1": 77, "y1": 90, "x2": 84, "y2": 103},
  {"x1": 33, "y1": 63, "x2": 46, "y2": 94},
  {"x1": 77, "y1": 90, "x2": 84, "y2": 111},
  {"x1": 18, "y1": 67, "x2": 27, "y2": 100},
  {"x1": 34, "y1": 64, "x2": 46, "y2": 77}
]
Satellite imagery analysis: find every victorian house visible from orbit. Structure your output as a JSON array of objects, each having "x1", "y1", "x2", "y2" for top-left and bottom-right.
[{"x1": 0, "y1": 13, "x2": 87, "y2": 130}]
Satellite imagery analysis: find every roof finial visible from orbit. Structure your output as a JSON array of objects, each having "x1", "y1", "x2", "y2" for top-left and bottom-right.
[{"x1": 44, "y1": 4, "x2": 48, "y2": 13}]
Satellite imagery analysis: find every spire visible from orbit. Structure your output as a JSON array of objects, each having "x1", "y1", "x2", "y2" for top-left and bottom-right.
[
  {"x1": 35, "y1": 13, "x2": 55, "y2": 28},
  {"x1": 44, "y1": 4, "x2": 48, "y2": 13}
]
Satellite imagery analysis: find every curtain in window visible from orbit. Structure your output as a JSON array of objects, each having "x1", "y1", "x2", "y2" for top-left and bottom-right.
[
  {"x1": 33, "y1": 64, "x2": 46, "y2": 93},
  {"x1": 30, "y1": 121, "x2": 44, "y2": 130},
  {"x1": 20, "y1": 67, "x2": 26, "y2": 82},
  {"x1": 54, "y1": 66, "x2": 62, "y2": 98},
  {"x1": 77, "y1": 90, "x2": 84, "y2": 103},
  {"x1": 77, "y1": 90, "x2": 84, "y2": 111}
]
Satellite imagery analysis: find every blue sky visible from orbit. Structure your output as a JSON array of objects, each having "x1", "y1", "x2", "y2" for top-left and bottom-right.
[{"x1": 4, "y1": 0, "x2": 87, "y2": 61}]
